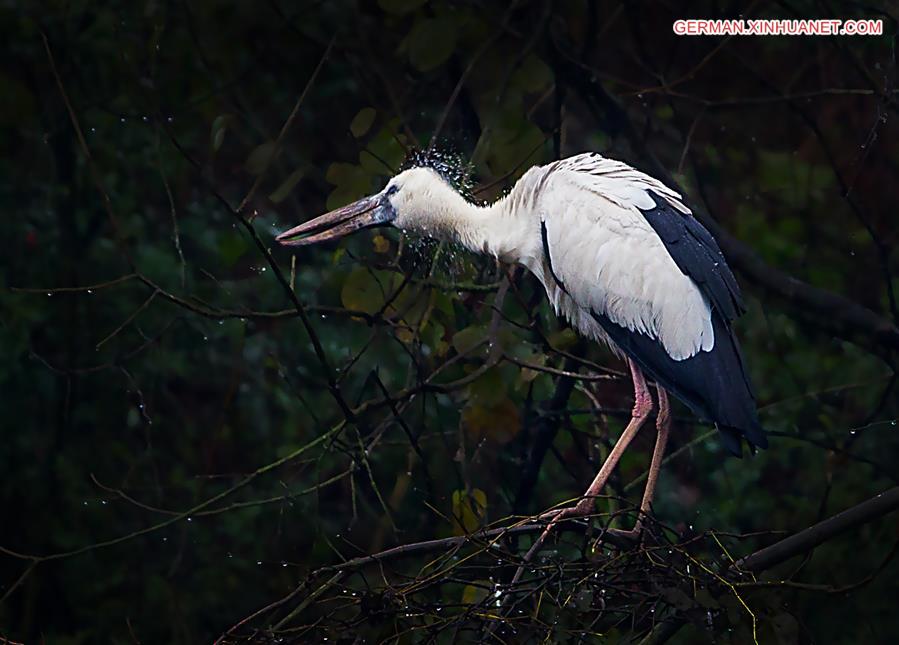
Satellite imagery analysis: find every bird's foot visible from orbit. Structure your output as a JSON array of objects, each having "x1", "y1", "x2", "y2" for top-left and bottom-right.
[
  {"x1": 607, "y1": 526, "x2": 643, "y2": 542},
  {"x1": 517, "y1": 501, "x2": 597, "y2": 570},
  {"x1": 602, "y1": 515, "x2": 663, "y2": 546},
  {"x1": 536, "y1": 498, "x2": 595, "y2": 522},
  {"x1": 537, "y1": 507, "x2": 562, "y2": 521},
  {"x1": 537, "y1": 507, "x2": 649, "y2": 548}
]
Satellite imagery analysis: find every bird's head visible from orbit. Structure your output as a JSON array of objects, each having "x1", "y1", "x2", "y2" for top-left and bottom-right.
[{"x1": 276, "y1": 166, "x2": 453, "y2": 247}]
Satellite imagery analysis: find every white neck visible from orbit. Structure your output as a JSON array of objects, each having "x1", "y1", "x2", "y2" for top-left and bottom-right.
[{"x1": 396, "y1": 174, "x2": 540, "y2": 265}]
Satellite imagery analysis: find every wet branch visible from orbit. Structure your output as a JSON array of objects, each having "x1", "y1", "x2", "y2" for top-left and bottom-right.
[{"x1": 736, "y1": 486, "x2": 899, "y2": 573}]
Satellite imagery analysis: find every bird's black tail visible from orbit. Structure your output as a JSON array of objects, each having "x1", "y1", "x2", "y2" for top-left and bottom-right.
[{"x1": 591, "y1": 310, "x2": 766, "y2": 456}]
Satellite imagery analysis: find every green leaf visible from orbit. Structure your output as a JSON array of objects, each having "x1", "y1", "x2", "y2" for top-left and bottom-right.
[
  {"x1": 349, "y1": 107, "x2": 376, "y2": 138},
  {"x1": 359, "y1": 122, "x2": 407, "y2": 175},
  {"x1": 655, "y1": 105, "x2": 674, "y2": 120},
  {"x1": 245, "y1": 141, "x2": 277, "y2": 175},
  {"x1": 451, "y1": 325, "x2": 487, "y2": 355},
  {"x1": 324, "y1": 163, "x2": 371, "y2": 209},
  {"x1": 341, "y1": 268, "x2": 389, "y2": 315},
  {"x1": 325, "y1": 162, "x2": 359, "y2": 185},
  {"x1": 511, "y1": 55, "x2": 552, "y2": 93},
  {"x1": 461, "y1": 580, "x2": 490, "y2": 605},
  {"x1": 408, "y1": 18, "x2": 457, "y2": 71},
  {"x1": 486, "y1": 118, "x2": 545, "y2": 177},
  {"x1": 218, "y1": 232, "x2": 248, "y2": 266},
  {"x1": 421, "y1": 320, "x2": 447, "y2": 356},
  {"x1": 269, "y1": 169, "x2": 305, "y2": 203},
  {"x1": 468, "y1": 367, "x2": 506, "y2": 406},
  {"x1": 326, "y1": 184, "x2": 367, "y2": 211}
]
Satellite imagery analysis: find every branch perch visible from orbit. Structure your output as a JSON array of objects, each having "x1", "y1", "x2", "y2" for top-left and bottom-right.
[{"x1": 736, "y1": 486, "x2": 899, "y2": 573}]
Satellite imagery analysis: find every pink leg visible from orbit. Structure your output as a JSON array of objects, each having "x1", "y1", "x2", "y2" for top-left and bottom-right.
[
  {"x1": 516, "y1": 359, "x2": 653, "y2": 572},
  {"x1": 632, "y1": 386, "x2": 672, "y2": 532},
  {"x1": 542, "y1": 359, "x2": 652, "y2": 519}
]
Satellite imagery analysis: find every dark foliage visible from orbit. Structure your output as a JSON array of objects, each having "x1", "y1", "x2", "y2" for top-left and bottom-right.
[{"x1": 2, "y1": 1, "x2": 898, "y2": 643}]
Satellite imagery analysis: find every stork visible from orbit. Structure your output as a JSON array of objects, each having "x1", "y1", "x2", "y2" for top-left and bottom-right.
[{"x1": 276, "y1": 152, "x2": 766, "y2": 537}]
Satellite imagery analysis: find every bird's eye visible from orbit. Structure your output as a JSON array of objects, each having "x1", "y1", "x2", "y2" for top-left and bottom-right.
[{"x1": 385, "y1": 184, "x2": 399, "y2": 197}]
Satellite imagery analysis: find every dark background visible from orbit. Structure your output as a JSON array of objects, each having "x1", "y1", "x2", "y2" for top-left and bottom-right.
[{"x1": 2, "y1": 1, "x2": 898, "y2": 643}]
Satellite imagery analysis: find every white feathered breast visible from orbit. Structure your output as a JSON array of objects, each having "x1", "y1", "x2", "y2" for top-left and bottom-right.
[{"x1": 519, "y1": 153, "x2": 715, "y2": 361}]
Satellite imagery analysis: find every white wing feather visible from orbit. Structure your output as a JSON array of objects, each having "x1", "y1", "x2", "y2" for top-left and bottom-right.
[{"x1": 533, "y1": 153, "x2": 714, "y2": 361}]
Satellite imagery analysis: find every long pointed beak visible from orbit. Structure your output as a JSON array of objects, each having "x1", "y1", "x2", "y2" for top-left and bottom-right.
[{"x1": 276, "y1": 194, "x2": 392, "y2": 246}]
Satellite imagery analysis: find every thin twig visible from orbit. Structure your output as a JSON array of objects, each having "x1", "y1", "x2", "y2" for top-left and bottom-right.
[{"x1": 237, "y1": 36, "x2": 335, "y2": 213}]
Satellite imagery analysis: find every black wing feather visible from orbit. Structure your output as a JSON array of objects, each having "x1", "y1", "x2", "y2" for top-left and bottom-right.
[
  {"x1": 632, "y1": 193, "x2": 764, "y2": 453},
  {"x1": 641, "y1": 192, "x2": 745, "y2": 322}
]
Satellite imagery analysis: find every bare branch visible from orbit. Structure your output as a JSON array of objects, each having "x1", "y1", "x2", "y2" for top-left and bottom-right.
[{"x1": 736, "y1": 486, "x2": 899, "y2": 573}]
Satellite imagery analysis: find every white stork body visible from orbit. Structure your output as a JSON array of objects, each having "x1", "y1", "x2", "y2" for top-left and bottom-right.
[
  {"x1": 450, "y1": 155, "x2": 713, "y2": 361},
  {"x1": 369, "y1": 153, "x2": 764, "y2": 454},
  {"x1": 277, "y1": 151, "x2": 766, "y2": 532}
]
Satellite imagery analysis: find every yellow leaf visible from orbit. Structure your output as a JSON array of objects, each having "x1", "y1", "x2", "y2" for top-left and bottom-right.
[
  {"x1": 394, "y1": 326, "x2": 415, "y2": 344},
  {"x1": 461, "y1": 399, "x2": 521, "y2": 445},
  {"x1": 451, "y1": 488, "x2": 487, "y2": 535},
  {"x1": 548, "y1": 328, "x2": 578, "y2": 351},
  {"x1": 372, "y1": 234, "x2": 391, "y2": 253}
]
